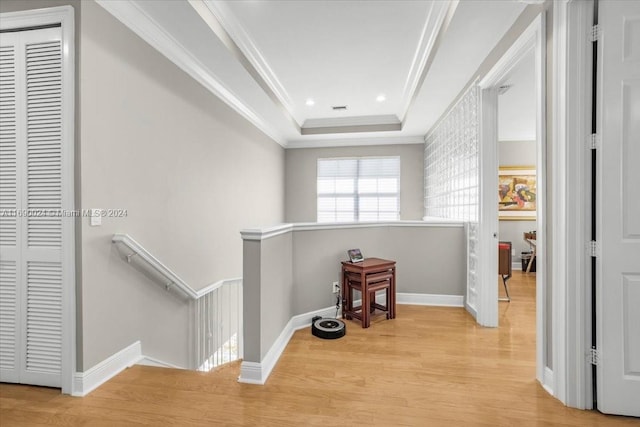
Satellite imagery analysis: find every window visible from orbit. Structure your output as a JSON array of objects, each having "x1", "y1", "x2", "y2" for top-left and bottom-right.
[{"x1": 317, "y1": 157, "x2": 400, "y2": 222}]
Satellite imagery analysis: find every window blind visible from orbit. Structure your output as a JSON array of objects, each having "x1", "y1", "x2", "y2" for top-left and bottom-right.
[{"x1": 317, "y1": 157, "x2": 400, "y2": 222}]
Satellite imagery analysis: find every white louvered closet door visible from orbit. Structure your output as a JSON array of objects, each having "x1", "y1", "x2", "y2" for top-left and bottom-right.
[{"x1": 0, "y1": 26, "x2": 64, "y2": 388}]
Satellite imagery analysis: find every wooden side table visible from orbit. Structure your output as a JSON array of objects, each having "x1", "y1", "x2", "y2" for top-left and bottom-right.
[{"x1": 341, "y1": 258, "x2": 396, "y2": 328}]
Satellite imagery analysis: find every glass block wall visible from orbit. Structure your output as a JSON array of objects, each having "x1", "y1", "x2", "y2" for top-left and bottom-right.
[{"x1": 424, "y1": 85, "x2": 479, "y2": 221}]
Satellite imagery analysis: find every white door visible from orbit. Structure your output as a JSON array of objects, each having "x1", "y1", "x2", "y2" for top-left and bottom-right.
[
  {"x1": 0, "y1": 26, "x2": 65, "y2": 388},
  {"x1": 476, "y1": 87, "x2": 499, "y2": 327},
  {"x1": 597, "y1": 0, "x2": 640, "y2": 416}
]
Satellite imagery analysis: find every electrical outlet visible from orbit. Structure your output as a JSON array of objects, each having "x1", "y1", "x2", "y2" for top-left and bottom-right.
[{"x1": 332, "y1": 281, "x2": 340, "y2": 294}]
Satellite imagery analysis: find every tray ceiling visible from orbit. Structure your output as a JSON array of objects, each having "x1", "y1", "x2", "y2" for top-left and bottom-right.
[{"x1": 97, "y1": 0, "x2": 526, "y2": 147}]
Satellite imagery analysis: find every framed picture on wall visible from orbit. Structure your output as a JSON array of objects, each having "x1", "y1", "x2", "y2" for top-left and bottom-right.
[{"x1": 498, "y1": 166, "x2": 536, "y2": 220}]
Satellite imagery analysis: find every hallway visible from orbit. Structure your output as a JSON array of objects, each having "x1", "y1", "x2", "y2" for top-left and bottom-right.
[{"x1": 0, "y1": 272, "x2": 635, "y2": 426}]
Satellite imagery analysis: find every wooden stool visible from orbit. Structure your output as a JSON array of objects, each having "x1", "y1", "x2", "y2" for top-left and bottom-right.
[{"x1": 344, "y1": 271, "x2": 393, "y2": 327}]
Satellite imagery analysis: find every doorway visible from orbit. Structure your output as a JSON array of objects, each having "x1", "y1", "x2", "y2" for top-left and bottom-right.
[
  {"x1": 476, "y1": 13, "x2": 547, "y2": 387},
  {"x1": 496, "y1": 48, "x2": 538, "y2": 327}
]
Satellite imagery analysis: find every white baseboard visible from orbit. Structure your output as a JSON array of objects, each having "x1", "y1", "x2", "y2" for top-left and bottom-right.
[
  {"x1": 239, "y1": 293, "x2": 464, "y2": 385},
  {"x1": 238, "y1": 305, "x2": 336, "y2": 385},
  {"x1": 290, "y1": 305, "x2": 339, "y2": 330},
  {"x1": 465, "y1": 301, "x2": 478, "y2": 318},
  {"x1": 238, "y1": 361, "x2": 263, "y2": 384},
  {"x1": 357, "y1": 293, "x2": 464, "y2": 307},
  {"x1": 397, "y1": 293, "x2": 464, "y2": 307},
  {"x1": 512, "y1": 262, "x2": 523, "y2": 271},
  {"x1": 73, "y1": 341, "x2": 142, "y2": 397},
  {"x1": 137, "y1": 356, "x2": 183, "y2": 370},
  {"x1": 542, "y1": 366, "x2": 554, "y2": 395}
]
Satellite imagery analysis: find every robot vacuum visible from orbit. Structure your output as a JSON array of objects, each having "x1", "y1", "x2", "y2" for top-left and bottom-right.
[{"x1": 311, "y1": 317, "x2": 346, "y2": 339}]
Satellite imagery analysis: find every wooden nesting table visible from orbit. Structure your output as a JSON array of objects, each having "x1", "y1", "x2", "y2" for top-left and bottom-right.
[{"x1": 341, "y1": 258, "x2": 396, "y2": 328}]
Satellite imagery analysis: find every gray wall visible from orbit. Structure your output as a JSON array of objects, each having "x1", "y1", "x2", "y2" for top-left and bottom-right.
[
  {"x1": 499, "y1": 140, "x2": 536, "y2": 166},
  {"x1": 77, "y1": 1, "x2": 285, "y2": 369},
  {"x1": 242, "y1": 241, "x2": 262, "y2": 364},
  {"x1": 285, "y1": 144, "x2": 424, "y2": 222},
  {"x1": 242, "y1": 232, "x2": 294, "y2": 363},
  {"x1": 242, "y1": 223, "x2": 465, "y2": 364},
  {"x1": 259, "y1": 234, "x2": 293, "y2": 360},
  {"x1": 499, "y1": 140, "x2": 537, "y2": 265},
  {"x1": 292, "y1": 226, "x2": 466, "y2": 314}
]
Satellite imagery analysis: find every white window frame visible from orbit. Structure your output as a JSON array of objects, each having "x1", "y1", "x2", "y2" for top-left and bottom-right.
[{"x1": 317, "y1": 156, "x2": 401, "y2": 223}]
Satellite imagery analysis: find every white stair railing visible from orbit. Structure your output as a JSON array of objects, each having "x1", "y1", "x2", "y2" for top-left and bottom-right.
[
  {"x1": 112, "y1": 234, "x2": 243, "y2": 371},
  {"x1": 194, "y1": 279, "x2": 242, "y2": 371}
]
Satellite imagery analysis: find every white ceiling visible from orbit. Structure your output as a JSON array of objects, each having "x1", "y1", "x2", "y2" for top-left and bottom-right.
[
  {"x1": 403, "y1": 0, "x2": 526, "y2": 138},
  {"x1": 498, "y1": 49, "x2": 536, "y2": 141},
  {"x1": 98, "y1": 0, "x2": 527, "y2": 147},
  {"x1": 220, "y1": 0, "x2": 439, "y2": 125}
]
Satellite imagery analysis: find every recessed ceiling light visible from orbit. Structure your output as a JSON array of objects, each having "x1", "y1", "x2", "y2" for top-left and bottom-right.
[
  {"x1": 305, "y1": 99, "x2": 315, "y2": 106},
  {"x1": 376, "y1": 94, "x2": 386, "y2": 102}
]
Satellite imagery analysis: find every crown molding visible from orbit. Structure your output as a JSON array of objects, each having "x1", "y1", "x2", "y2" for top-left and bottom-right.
[
  {"x1": 399, "y1": 1, "x2": 458, "y2": 122},
  {"x1": 286, "y1": 135, "x2": 424, "y2": 149},
  {"x1": 95, "y1": 0, "x2": 286, "y2": 147},
  {"x1": 199, "y1": 0, "x2": 301, "y2": 126}
]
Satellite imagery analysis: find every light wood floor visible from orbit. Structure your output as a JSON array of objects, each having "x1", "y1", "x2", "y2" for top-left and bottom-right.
[{"x1": 1, "y1": 272, "x2": 638, "y2": 426}]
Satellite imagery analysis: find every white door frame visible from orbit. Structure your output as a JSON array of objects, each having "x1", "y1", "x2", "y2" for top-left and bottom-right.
[
  {"x1": 477, "y1": 14, "x2": 547, "y2": 383},
  {"x1": 476, "y1": 84, "x2": 499, "y2": 328},
  {"x1": 0, "y1": 6, "x2": 76, "y2": 395},
  {"x1": 552, "y1": 0, "x2": 594, "y2": 409}
]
